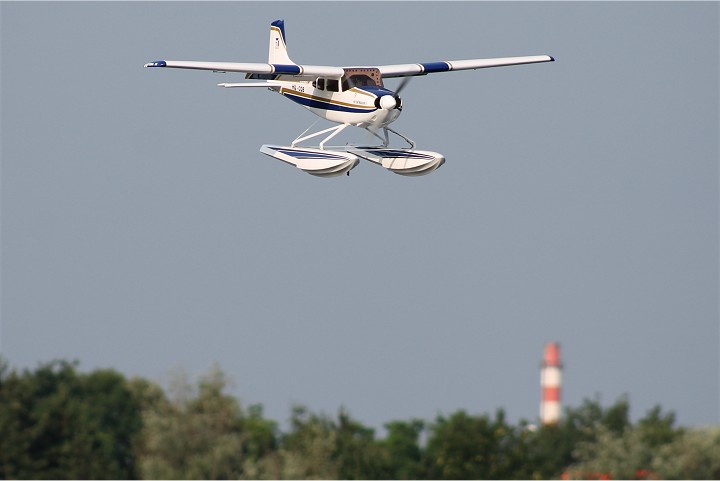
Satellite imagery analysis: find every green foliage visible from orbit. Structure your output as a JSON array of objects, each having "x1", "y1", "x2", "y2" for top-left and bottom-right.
[
  {"x1": 423, "y1": 409, "x2": 529, "y2": 479},
  {"x1": 526, "y1": 423, "x2": 572, "y2": 479},
  {"x1": 651, "y1": 427, "x2": 720, "y2": 479},
  {"x1": 380, "y1": 420, "x2": 425, "y2": 479},
  {"x1": 2, "y1": 357, "x2": 717, "y2": 480},
  {"x1": 0, "y1": 359, "x2": 142, "y2": 479},
  {"x1": 272, "y1": 406, "x2": 340, "y2": 479},
  {"x1": 565, "y1": 404, "x2": 684, "y2": 480},
  {"x1": 259, "y1": 405, "x2": 387, "y2": 480},
  {"x1": 333, "y1": 408, "x2": 387, "y2": 479},
  {"x1": 569, "y1": 425, "x2": 657, "y2": 479},
  {"x1": 638, "y1": 404, "x2": 681, "y2": 448},
  {"x1": 524, "y1": 398, "x2": 666, "y2": 480},
  {"x1": 134, "y1": 364, "x2": 278, "y2": 480}
]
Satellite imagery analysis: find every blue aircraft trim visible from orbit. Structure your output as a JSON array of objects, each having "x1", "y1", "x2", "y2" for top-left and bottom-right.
[
  {"x1": 275, "y1": 148, "x2": 348, "y2": 160},
  {"x1": 368, "y1": 149, "x2": 436, "y2": 160},
  {"x1": 283, "y1": 92, "x2": 376, "y2": 114},
  {"x1": 421, "y1": 62, "x2": 451, "y2": 73},
  {"x1": 271, "y1": 20, "x2": 286, "y2": 41},
  {"x1": 272, "y1": 64, "x2": 302, "y2": 75},
  {"x1": 147, "y1": 61, "x2": 167, "y2": 67},
  {"x1": 356, "y1": 86, "x2": 396, "y2": 97}
]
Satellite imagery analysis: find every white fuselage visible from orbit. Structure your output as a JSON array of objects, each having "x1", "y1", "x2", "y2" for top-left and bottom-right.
[{"x1": 275, "y1": 79, "x2": 402, "y2": 129}]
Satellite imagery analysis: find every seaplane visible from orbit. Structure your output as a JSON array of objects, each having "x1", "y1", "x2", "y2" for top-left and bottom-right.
[{"x1": 145, "y1": 20, "x2": 553, "y2": 177}]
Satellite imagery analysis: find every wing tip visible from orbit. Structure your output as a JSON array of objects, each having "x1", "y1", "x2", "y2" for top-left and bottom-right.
[{"x1": 144, "y1": 60, "x2": 167, "y2": 68}]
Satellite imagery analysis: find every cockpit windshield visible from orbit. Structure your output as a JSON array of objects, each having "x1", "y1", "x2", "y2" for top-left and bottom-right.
[
  {"x1": 313, "y1": 68, "x2": 384, "y2": 93},
  {"x1": 343, "y1": 75, "x2": 375, "y2": 90},
  {"x1": 340, "y1": 68, "x2": 383, "y2": 91}
]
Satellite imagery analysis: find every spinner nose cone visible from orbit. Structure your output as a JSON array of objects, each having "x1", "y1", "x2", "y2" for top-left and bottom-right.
[
  {"x1": 374, "y1": 92, "x2": 402, "y2": 111},
  {"x1": 379, "y1": 95, "x2": 397, "y2": 110}
]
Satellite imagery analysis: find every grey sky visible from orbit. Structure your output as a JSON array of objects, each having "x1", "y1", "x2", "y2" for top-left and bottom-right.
[{"x1": 2, "y1": 2, "x2": 718, "y2": 431}]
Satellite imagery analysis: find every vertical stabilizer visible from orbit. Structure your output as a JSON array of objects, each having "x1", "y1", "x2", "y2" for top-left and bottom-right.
[{"x1": 269, "y1": 20, "x2": 294, "y2": 65}]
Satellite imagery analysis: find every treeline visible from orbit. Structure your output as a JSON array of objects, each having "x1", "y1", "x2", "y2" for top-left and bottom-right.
[{"x1": 1, "y1": 360, "x2": 718, "y2": 480}]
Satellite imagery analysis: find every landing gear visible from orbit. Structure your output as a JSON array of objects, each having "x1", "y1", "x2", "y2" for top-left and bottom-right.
[
  {"x1": 291, "y1": 123, "x2": 350, "y2": 150},
  {"x1": 364, "y1": 126, "x2": 416, "y2": 149},
  {"x1": 261, "y1": 120, "x2": 443, "y2": 177},
  {"x1": 290, "y1": 121, "x2": 415, "y2": 150}
]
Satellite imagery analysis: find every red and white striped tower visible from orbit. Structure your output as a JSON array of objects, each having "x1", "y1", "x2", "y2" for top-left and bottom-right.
[{"x1": 540, "y1": 342, "x2": 562, "y2": 425}]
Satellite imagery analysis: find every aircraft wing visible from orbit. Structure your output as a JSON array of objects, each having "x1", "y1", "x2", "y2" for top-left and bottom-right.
[
  {"x1": 375, "y1": 55, "x2": 554, "y2": 78},
  {"x1": 217, "y1": 81, "x2": 283, "y2": 88},
  {"x1": 144, "y1": 55, "x2": 553, "y2": 80},
  {"x1": 144, "y1": 60, "x2": 344, "y2": 78}
]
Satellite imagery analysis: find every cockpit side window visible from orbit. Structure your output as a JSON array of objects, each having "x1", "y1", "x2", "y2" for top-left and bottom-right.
[
  {"x1": 313, "y1": 77, "x2": 342, "y2": 92},
  {"x1": 326, "y1": 79, "x2": 339, "y2": 92}
]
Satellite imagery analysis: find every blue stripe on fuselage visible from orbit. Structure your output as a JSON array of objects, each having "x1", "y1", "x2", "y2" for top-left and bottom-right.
[
  {"x1": 421, "y1": 62, "x2": 451, "y2": 73},
  {"x1": 282, "y1": 92, "x2": 376, "y2": 114}
]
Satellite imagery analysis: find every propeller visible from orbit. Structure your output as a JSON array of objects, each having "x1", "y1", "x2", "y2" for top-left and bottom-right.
[
  {"x1": 395, "y1": 76, "x2": 411, "y2": 95},
  {"x1": 365, "y1": 76, "x2": 412, "y2": 145}
]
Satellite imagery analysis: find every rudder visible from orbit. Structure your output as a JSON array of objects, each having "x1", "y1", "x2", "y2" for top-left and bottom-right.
[{"x1": 268, "y1": 20, "x2": 294, "y2": 65}]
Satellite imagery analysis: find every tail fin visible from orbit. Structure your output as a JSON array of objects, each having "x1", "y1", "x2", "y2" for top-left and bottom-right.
[{"x1": 268, "y1": 20, "x2": 294, "y2": 65}]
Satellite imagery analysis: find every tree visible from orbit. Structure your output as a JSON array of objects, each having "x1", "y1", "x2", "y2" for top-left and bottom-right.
[
  {"x1": 423, "y1": 409, "x2": 526, "y2": 479},
  {"x1": 134, "y1": 364, "x2": 278, "y2": 480},
  {"x1": 253, "y1": 405, "x2": 391, "y2": 480},
  {"x1": 526, "y1": 423, "x2": 573, "y2": 479},
  {"x1": 272, "y1": 405, "x2": 340, "y2": 479},
  {"x1": 7, "y1": 357, "x2": 710, "y2": 481},
  {"x1": 525, "y1": 397, "x2": 637, "y2": 479},
  {"x1": 564, "y1": 404, "x2": 682, "y2": 480},
  {"x1": 380, "y1": 420, "x2": 425, "y2": 479},
  {"x1": 637, "y1": 405, "x2": 681, "y2": 448},
  {"x1": 0, "y1": 359, "x2": 142, "y2": 479},
  {"x1": 329, "y1": 408, "x2": 377, "y2": 479},
  {"x1": 651, "y1": 428, "x2": 720, "y2": 480},
  {"x1": 567, "y1": 426, "x2": 655, "y2": 480}
]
